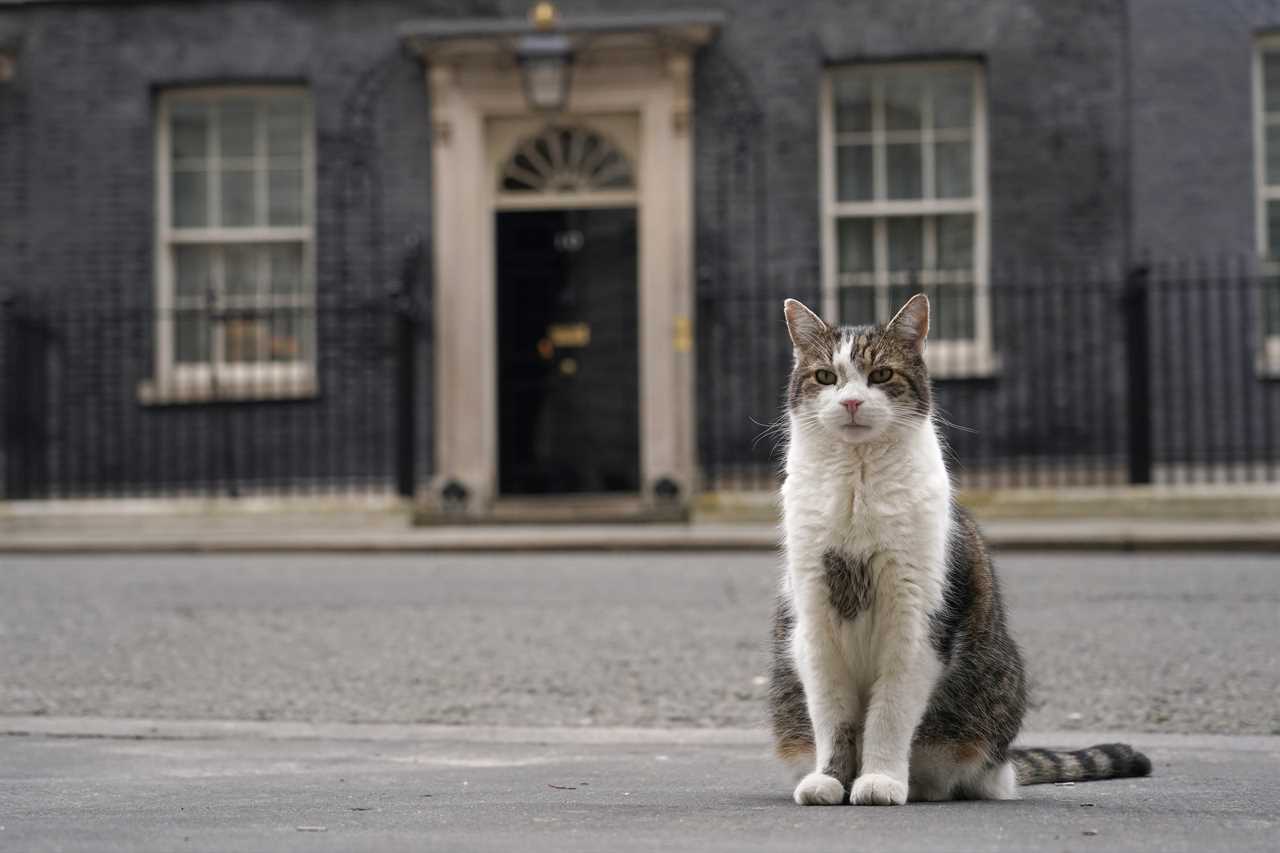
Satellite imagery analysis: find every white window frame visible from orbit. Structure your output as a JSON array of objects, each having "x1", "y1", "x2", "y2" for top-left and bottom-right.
[
  {"x1": 142, "y1": 85, "x2": 317, "y2": 404},
  {"x1": 1252, "y1": 37, "x2": 1280, "y2": 376},
  {"x1": 820, "y1": 61, "x2": 994, "y2": 378}
]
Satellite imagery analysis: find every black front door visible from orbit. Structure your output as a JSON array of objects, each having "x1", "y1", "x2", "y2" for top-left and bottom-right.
[{"x1": 497, "y1": 208, "x2": 640, "y2": 495}]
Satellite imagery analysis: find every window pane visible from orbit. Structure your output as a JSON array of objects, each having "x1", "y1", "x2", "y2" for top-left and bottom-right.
[
  {"x1": 1265, "y1": 53, "x2": 1280, "y2": 113},
  {"x1": 1267, "y1": 123, "x2": 1280, "y2": 186},
  {"x1": 1265, "y1": 277, "x2": 1280, "y2": 337},
  {"x1": 839, "y1": 286, "x2": 876, "y2": 325},
  {"x1": 1268, "y1": 201, "x2": 1280, "y2": 257},
  {"x1": 267, "y1": 98, "x2": 305, "y2": 160},
  {"x1": 174, "y1": 245, "x2": 213, "y2": 300},
  {"x1": 884, "y1": 71, "x2": 923, "y2": 131},
  {"x1": 220, "y1": 169, "x2": 256, "y2": 227},
  {"x1": 170, "y1": 101, "x2": 208, "y2": 162},
  {"x1": 833, "y1": 74, "x2": 872, "y2": 133},
  {"x1": 937, "y1": 214, "x2": 975, "y2": 270},
  {"x1": 270, "y1": 310, "x2": 304, "y2": 362},
  {"x1": 931, "y1": 71, "x2": 973, "y2": 130},
  {"x1": 932, "y1": 284, "x2": 976, "y2": 340},
  {"x1": 269, "y1": 244, "x2": 304, "y2": 296},
  {"x1": 174, "y1": 310, "x2": 210, "y2": 363},
  {"x1": 224, "y1": 245, "x2": 259, "y2": 299},
  {"x1": 218, "y1": 98, "x2": 256, "y2": 160},
  {"x1": 836, "y1": 145, "x2": 873, "y2": 201},
  {"x1": 837, "y1": 218, "x2": 874, "y2": 274},
  {"x1": 268, "y1": 169, "x2": 304, "y2": 225},
  {"x1": 886, "y1": 143, "x2": 923, "y2": 199},
  {"x1": 887, "y1": 217, "x2": 924, "y2": 271},
  {"x1": 934, "y1": 140, "x2": 973, "y2": 198},
  {"x1": 225, "y1": 315, "x2": 267, "y2": 363},
  {"x1": 172, "y1": 171, "x2": 208, "y2": 227}
]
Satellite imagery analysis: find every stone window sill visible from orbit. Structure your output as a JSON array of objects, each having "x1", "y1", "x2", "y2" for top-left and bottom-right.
[{"x1": 138, "y1": 368, "x2": 318, "y2": 405}]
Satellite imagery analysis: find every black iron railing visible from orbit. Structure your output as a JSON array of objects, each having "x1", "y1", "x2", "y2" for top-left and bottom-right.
[
  {"x1": 696, "y1": 263, "x2": 1280, "y2": 492},
  {"x1": 0, "y1": 290, "x2": 427, "y2": 500},
  {"x1": 2, "y1": 262, "x2": 1278, "y2": 500}
]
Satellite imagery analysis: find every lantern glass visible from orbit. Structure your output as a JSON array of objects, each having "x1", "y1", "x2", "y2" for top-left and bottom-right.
[
  {"x1": 523, "y1": 58, "x2": 569, "y2": 111},
  {"x1": 517, "y1": 34, "x2": 573, "y2": 113}
]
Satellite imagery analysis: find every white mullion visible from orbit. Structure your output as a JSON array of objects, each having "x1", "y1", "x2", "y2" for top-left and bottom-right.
[
  {"x1": 923, "y1": 213, "x2": 937, "y2": 275},
  {"x1": 207, "y1": 101, "x2": 220, "y2": 374},
  {"x1": 253, "y1": 98, "x2": 271, "y2": 369},
  {"x1": 208, "y1": 100, "x2": 220, "y2": 233},
  {"x1": 1257, "y1": 46, "x2": 1270, "y2": 259},
  {"x1": 257, "y1": 244, "x2": 271, "y2": 367},
  {"x1": 211, "y1": 245, "x2": 225, "y2": 367},
  {"x1": 830, "y1": 198, "x2": 978, "y2": 217},
  {"x1": 837, "y1": 128, "x2": 971, "y2": 145},
  {"x1": 158, "y1": 96, "x2": 178, "y2": 379},
  {"x1": 301, "y1": 92, "x2": 316, "y2": 367},
  {"x1": 889, "y1": 269, "x2": 947, "y2": 286},
  {"x1": 820, "y1": 73, "x2": 839, "y2": 320},
  {"x1": 170, "y1": 226, "x2": 312, "y2": 243},
  {"x1": 972, "y1": 66, "x2": 990, "y2": 352},
  {"x1": 255, "y1": 97, "x2": 268, "y2": 236},
  {"x1": 872, "y1": 74, "x2": 889, "y2": 316},
  {"x1": 872, "y1": 73, "x2": 886, "y2": 204},
  {"x1": 874, "y1": 216, "x2": 889, "y2": 320},
  {"x1": 302, "y1": 93, "x2": 315, "y2": 230},
  {"x1": 921, "y1": 76, "x2": 936, "y2": 309},
  {"x1": 922, "y1": 77, "x2": 935, "y2": 204}
]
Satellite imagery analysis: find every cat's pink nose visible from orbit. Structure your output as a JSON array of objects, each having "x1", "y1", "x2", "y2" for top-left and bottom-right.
[{"x1": 841, "y1": 399, "x2": 862, "y2": 416}]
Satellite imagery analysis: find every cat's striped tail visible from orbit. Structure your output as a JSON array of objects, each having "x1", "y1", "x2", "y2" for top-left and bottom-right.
[{"x1": 1010, "y1": 743, "x2": 1152, "y2": 785}]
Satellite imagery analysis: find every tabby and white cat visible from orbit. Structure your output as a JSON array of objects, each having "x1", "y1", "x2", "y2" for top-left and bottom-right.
[{"x1": 769, "y1": 294, "x2": 1150, "y2": 805}]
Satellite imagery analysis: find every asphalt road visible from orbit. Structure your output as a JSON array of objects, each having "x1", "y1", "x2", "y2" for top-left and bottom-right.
[
  {"x1": 2, "y1": 725, "x2": 1276, "y2": 853},
  {"x1": 1, "y1": 551, "x2": 1277, "y2": 734}
]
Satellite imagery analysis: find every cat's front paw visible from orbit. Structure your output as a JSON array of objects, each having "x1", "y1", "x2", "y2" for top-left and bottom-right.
[
  {"x1": 793, "y1": 772, "x2": 845, "y2": 806},
  {"x1": 851, "y1": 772, "x2": 908, "y2": 806}
]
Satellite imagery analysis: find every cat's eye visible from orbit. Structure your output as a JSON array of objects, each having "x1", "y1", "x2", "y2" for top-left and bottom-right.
[
  {"x1": 814, "y1": 369, "x2": 837, "y2": 385},
  {"x1": 868, "y1": 367, "x2": 893, "y2": 384}
]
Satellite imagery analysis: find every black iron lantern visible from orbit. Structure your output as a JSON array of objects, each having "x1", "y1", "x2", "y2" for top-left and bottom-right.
[
  {"x1": 517, "y1": 3, "x2": 572, "y2": 112},
  {"x1": 517, "y1": 32, "x2": 573, "y2": 112}
]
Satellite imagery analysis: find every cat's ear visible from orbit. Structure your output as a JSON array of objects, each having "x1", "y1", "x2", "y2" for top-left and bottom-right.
[
  {"x1": 783, "y1": 299, "x2": 828, "y2": 351},
  {"x1": 887, "y1": 293, "x2": 930, "y2": 353}
]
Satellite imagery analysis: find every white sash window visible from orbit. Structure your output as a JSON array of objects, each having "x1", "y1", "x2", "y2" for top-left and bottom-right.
[
  {"x1": 146, "y1": 87, "x2": 315, "y2": 402},
  {"x1": 1253, "y1": 41, "x2": 1280, "y2": 374},
  {"x1": 821, "y1": 62, "x2": 993, "y2": 376}
]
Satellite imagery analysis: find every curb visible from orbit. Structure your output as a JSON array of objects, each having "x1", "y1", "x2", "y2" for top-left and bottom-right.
[
  {"x1": 4, "y1": 521, "x2": 1280, "y2": 553},
  {"x1": 3, "y1": 715, "x2": 1276, "y2": 752}
]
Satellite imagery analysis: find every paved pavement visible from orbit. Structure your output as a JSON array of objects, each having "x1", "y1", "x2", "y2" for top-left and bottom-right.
[
  {"x1": 2, "y1": 722, "x2": 1276, "y2": 853},
  {"x1": 1, "y1": 551, "x2": 1277, "y2": 734}
]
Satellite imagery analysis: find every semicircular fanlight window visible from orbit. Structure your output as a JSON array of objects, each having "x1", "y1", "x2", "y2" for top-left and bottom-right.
[{"x1": 500, "y1": 124, "x2": 635, "y2": 193}]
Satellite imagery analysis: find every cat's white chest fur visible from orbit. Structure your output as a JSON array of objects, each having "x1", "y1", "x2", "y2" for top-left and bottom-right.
[{"x1": 782, "y1": 421, "x2": 951, "y2": 567}]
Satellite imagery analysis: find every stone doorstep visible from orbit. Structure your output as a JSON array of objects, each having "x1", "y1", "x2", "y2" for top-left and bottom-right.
[
  {"x1": 2, "y1": 488, "x2": 1280, "y2": 552},
  {"x1": 2, "y1": 518, "x2": 1280, "y2": 553},
  {"x1": 6, "y1": 485, "x2": 1279, "y2": 528}
]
